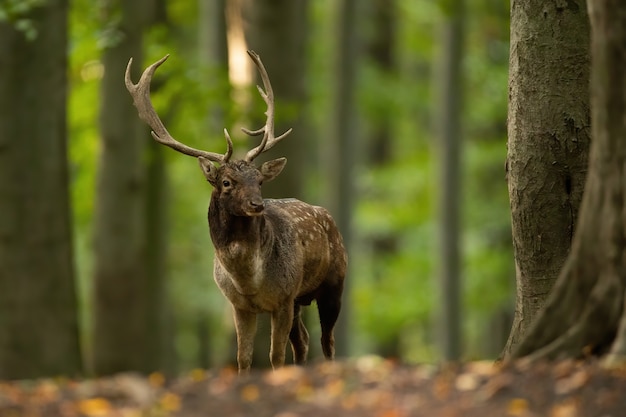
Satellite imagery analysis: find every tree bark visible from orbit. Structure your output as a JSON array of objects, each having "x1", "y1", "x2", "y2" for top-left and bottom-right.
[
  {"x1": 509, "y1": 0, "x2": 626, "y2": 363},
  {"x1": 92, "y1": 0, "x2": 152, "y2": 375},
  {"x1": 0, "y1": 0, "x2": 82, "y2": 378},
  {"x1": 503, "y1": 0, "x2": 590, "y2": 356}
]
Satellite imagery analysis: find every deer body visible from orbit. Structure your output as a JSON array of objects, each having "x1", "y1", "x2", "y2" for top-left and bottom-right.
[
  {"x1": 125, "y1": 51, "x2": 346, "y2": 372},
  {"x1": 211, "y1": 198, "x2": 344, "y2": 310},
  {"x1": 203, "y1": 159, "x2": 346, "y2": 370}
]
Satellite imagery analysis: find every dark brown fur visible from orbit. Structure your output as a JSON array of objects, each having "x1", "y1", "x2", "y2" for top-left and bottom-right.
[{"x1": 201, "y1": 158, "x2": 346, "y2": 371}]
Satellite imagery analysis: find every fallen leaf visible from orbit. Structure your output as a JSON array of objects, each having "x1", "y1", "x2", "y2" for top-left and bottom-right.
[
  {"x1": 432, "y1": 374, "x2": 453, "y2": 401},
  {"x1": 341, "y1": 393, "x2": 359, "y2": 410},
  {"x1": 240, "y1": 384, "x2": 260, "y2": 402},
  {"x1": 550, "y1": 400, "x2": 579, "y2": 417},
  {"x1": 553, "y1": 360, "x2": 577, "y2": 379},
  {"x1": 117, "y1": 406, "x2": 144, "y2": 417},
  {"x1": 465, "y1": 360, "x2": 500, "y2": 377},
  {"x1": 77, "y1": 397, "x2": 111, "y2": 417},
  {"x1": 324, "y1": 378, "x2": 345, "y2": 398},
  {"x1": 455, "y1": 372, "x2": 481, "y2": 392},
  {"x1": 295, "y1": 381, "x2": 314, "y2": 402},
  {"x1": 507, "y1": 398, "x2": 529, "y2": 416},
  {"x1": 160, "y1": 392, "x2": 181, "y2": 412},
  {"x1": 148, "y1": 372, "x2": 165, "y2": 388},
  {"x1": 189, "y1": 368, "x2": 207, "y2": 382},
  {"x1": 377, "y1": 408, "x2": 406, "y2": 417},
  {"x1": 554, "y1": 370, "x2": 590, "y2": 395},
  {"x1": 264, "y1": 366, "x2": 305, "y2": 386},
  {"x1": 274, "y1": 413, "x2": 301, "y2": 417},
  {"x1": 34, "y1": 380, "x2": 59, "y2": 403}
]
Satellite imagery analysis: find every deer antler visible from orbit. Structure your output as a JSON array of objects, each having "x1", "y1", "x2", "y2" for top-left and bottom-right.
[
  {"x1": 125, "y1": 55, "x2": 233, "y2": 163},
  {"x1": 242, "y1": 50, "x2": 293, "y2": 162}
]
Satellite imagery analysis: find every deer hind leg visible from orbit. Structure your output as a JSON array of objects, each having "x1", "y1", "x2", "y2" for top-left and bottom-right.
[
  {"x1": 317, "y1": 280, "x2": 344, "y2": 360},
  {"x1": 270, "y1": 303, "x2": 294, "y2": 369},
  {"x1": 289, "y1": 303, "x2": 310, "y2": 365},
  {"x1": 233, "y1": 308, "x2": 257, "y2": 373}
]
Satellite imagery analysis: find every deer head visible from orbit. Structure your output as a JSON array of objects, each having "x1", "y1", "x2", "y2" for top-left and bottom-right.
[
  {"x1": 124, "y1": 50, "x2": 292, "y2": 215},
  {"x1": 200, "y1": 158, "x2": 286, "y2": 216}
]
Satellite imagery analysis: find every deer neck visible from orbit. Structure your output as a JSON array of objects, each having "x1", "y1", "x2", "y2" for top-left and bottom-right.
[{"x1": 208, "y1": 196, "x2": 274, "y2": 262}]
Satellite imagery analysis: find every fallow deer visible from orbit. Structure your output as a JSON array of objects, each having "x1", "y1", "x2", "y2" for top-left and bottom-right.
[{"x1": 125, "y1": 51, "x2": 346, "y2": 372}]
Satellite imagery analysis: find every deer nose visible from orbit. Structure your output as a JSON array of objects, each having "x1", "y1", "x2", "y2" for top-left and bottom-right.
[{"x1": 249, "y1": 199, "x2": 264, "y2": 213}]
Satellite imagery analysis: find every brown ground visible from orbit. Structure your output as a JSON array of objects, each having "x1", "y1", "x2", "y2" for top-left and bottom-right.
[{"x1": 1, "y1": 357, "x2": 625, "y2": 417}]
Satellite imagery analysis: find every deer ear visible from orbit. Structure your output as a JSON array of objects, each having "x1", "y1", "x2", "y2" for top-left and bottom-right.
[
  {"x1": 260, "y1": 157, "x2": 287, "y2": 182},
  {"x1": 198, "y1": 156, "x2": 219, "y2": 185}
]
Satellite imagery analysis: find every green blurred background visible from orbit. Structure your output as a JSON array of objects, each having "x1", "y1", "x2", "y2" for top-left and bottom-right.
[{"x1": 61, "y1": 0, "x2": 512, "y2": 370}]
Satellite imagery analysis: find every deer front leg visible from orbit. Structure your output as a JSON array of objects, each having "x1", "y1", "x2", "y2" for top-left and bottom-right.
[
  {"x1": 270, "y1": 303, "x2": 294, "y2": 369},
  {"x1": 233, "y1": 308, "x2": 257, "y2": 373}
]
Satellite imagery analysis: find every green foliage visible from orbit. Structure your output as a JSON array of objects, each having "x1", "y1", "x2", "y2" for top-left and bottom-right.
[
  {"x1": 346, "y1": 0, "x2": 512, "y2": 361},
  {"x1": 355, "y1": 151, "x2": 436, "y2": 345},
  {"x1": 0, "y1": 0, "x2": 46, "y2": 39},
  {"x1": 66, "y1": 0, "x2": 513, "y2": 369}
]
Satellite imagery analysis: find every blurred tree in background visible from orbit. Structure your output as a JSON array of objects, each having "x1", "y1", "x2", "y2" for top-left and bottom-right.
[
  {"x1": 0, "y1": 0, "x2": 514, "y2": 377},
  {"x1": 92, "y1": 0, "x2": 173, "y2": 375},
  {"x1": 0, "y1": 0, "x2": 82, "y2": 378}
]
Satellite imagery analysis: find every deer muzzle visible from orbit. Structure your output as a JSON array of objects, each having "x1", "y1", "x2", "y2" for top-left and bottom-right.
[{"x1": 247, "y1": 198, "x2": 265, "y2": 215}]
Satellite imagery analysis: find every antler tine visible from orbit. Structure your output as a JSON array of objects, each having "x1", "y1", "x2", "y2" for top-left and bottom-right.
[
  {"x1": 243, "y1": 50, "x2": 293, "y2": 162},
  {"x1": 125, "y1": 56, "x2": 232, "y2": 164}
]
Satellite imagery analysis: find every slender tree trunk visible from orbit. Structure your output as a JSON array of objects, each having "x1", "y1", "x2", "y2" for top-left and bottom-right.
[
  {"x1": 509, "y1": 0, "x2": 626, "y2": 363},
  {"x1": 436, "y1": 0, "x2": 465, "y2": 362},
  {"x1": 142, "y1": 0, "x2": 175, "y2": 376},
  {"x1": 503, "y1": 0, "x2": 590, "y2": 357},
  {"x1": 144, "y1": 139, "x2": 171, "y2": 372},
  {"x1": 0, "y1": 0, "x2": 82, "y2": 378},
  {"x1": 196, "y1": 0, "x2": 229, "y2": 369},
  {"x1": 243, "y1": 0, "x2": 309, "y2": 367},
  {"x1": 328, "y1": 0, "x2": 361, "y2": 358},
  {"x1": 92, "y1": 0, "x2": 151, "y2": 375}
]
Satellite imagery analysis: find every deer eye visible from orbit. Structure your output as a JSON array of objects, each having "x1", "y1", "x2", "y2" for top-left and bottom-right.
[{"x1": 222, "y1": 180, "x2": 231, "y2": 187}]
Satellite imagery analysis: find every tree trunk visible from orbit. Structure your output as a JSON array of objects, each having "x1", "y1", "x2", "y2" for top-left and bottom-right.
[
  {"x1": 92, "y1": 0, "x2": 151, "y2": 375},
  {"x1": 327, "y1": 0, "x2": 361, "y2": 358},
  {"x1": 503, "y1": 0, "x2": 590, "y2": 357},
  {"x1": 0, "y1": 0, "x2": 82, "y2": 379},
  {"x1": 243, "y1": 0, "x2": 309, "y2": 368},
  {"x1": 143, "y1": 0, "x2": 175, "y2": 376},
  {"x1": 436, "y1": 0, "x2": 465, "y2": 362},
  {"x1": 509, "y1": 0, "x2": 626, "y2": 363},
  {"x1": 144, "y1": 139, "x2": 171, "y2": 372},
  {"x1": 196, "y1": 0, "x2": 230, "y2": 369}
]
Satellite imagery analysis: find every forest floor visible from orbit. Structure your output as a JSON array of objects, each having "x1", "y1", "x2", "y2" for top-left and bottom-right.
[{"x1": 1, "y1": 357, "x2": 625, "y2": 417}]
